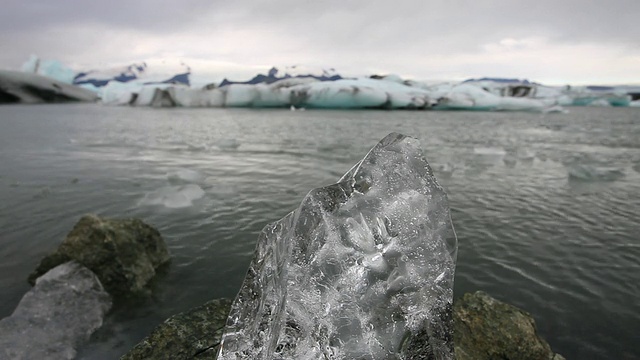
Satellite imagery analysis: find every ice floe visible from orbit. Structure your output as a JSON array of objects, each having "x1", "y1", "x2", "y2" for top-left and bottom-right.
[
  {"x1": 567, "y1": 164, "x2": 625, "y2": 182},
  {"x1": 140, "y1": 184, "x2": 205, "y2": 208}
]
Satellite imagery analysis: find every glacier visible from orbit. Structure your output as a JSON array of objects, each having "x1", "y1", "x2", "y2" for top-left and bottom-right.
[
  {"x1": 20, "y1": 56, "x2": 190, "y2": 94},
  {"x1": 16, "y1": 56, "x2": 640, "y2": 111},
  {"x1": 101, "y1": 76, "x2": 561, "y2": 112},
  {"x1": 21, "y1": 54, "x2": 76, "y2": 84},
  {"x1": 217, "y1": 133, "x2": 457, "y2": 360}
]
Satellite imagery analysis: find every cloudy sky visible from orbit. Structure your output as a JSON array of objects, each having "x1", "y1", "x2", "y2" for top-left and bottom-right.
[{"x1": 1, "y1": 0, "x2": 639, "y2": 85}]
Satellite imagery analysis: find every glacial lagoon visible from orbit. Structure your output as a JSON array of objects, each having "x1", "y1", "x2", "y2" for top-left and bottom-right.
[{"x1": 0, "y1": 104, "x2": 639, "y2": 359}]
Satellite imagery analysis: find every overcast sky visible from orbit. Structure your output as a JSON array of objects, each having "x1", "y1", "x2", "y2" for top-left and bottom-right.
[{"x1": 1, "y1": 0, "x2": 639, "y2": 85}]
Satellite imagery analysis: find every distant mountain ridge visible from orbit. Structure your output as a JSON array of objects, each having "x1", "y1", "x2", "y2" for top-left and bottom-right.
[
  {"x1": 219, "y1": 66, "x2": 343, "y2": 86},
  {"x1": 21, "y1": 56, "x2": 191, "y2": 88}
]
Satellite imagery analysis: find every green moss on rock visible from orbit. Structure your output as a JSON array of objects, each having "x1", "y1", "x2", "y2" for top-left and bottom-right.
[
  {"x1": 453, "y1": 291, "x2": 565, "y2": 360},
  {"x1": 121, "y1": 298, "x2": 232, "y2": 360},
  {"x1": 28, "y1": 214, "x2": 170, "y2": 298}
]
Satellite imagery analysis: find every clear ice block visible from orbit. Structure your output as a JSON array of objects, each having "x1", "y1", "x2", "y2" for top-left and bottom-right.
[{"x1": 218, "y1": 133, "x2": 457, "y2": 359}]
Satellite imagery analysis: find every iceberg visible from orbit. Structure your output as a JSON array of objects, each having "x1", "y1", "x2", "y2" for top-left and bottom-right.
[
  {"x1": 432, "y1": 83, "x2": 555, "y2": 111},
  {"x1": 19, "y1": 55, "x2": 191, "y2": 100},
  {"x1": 15, "y1": 57, "x2": 640, "y2": 110},
  {"x1": 0, "y1": 70, "x2": 98, "y2": 104},
  {"x1": 21, "y1": 54, "x2": 76, "y2": 84},
  {"x1": 101, "y1": 74, "x2": 572, "y2": 111},
  {"x1": 140, "y1": 184, "x2": 205, "y2": 209},
  {"x1": 567, "y1": 164, "x2": 625, "y2": 182},
  {"x1": 102, "y1": 77, "x2": 437, "y2": 109},
  {"x1": 218, "y1": 133, "x2": 457, "y2": 359}
]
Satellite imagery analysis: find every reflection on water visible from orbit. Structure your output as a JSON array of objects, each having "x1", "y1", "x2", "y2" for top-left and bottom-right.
[{"x1": 0, "y1": 105, "x2": 639, "y2": 359}]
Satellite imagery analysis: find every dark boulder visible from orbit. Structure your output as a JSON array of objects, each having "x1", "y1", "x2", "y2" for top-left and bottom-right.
[
  {"x1": 29, "y1": 214, "x2": 170, "y2": 298},
  {"x1": 453, "y1": 291, "x2": 565, "y2": 360},
  {"x1": 122, "y1": 291, "x2": 565, "y2": 360},
  {"x1": 121, "y1": 298, "x2": 232, "y2": 360}
]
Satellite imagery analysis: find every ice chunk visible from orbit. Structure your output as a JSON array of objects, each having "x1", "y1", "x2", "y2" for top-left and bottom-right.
[
  {"x1": 0, "y1": 261, "x2": 111, "y2": 359},
  {"x1": 218, "y1": 133, "x2": 457, "y2": 360},
  {"x1": 473, "y1": 146, "x2": 506, "y2": 156},
  {"x1": 167, "y1": 168, "x2": 204, "y2": 184},
  {"x1": 567, "y1": 164, "x2": 625, "y2": 182},
  {"x1": 21, "y1": 55, "x2": 76, "y2": 84},
  {"x1": 216, "y1": 138, "x2": 241, "y2": 150},
  {"x1": 140, "y1": 184, "x2": 205, "y2": 208}
]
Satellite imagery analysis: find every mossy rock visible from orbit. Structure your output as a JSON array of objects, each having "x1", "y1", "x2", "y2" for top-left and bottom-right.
[
  {"x1": 121, "y1": 298, "x2": 232, "y2": 360},
  {"x1": 453, "y1": 291, "x2": 565, "y2": 360},
  {"x1": 29, "y1": 214, "x2": 170, "y2": 298}
]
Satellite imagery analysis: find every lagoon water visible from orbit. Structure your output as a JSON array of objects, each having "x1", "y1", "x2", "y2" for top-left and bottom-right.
[{"x1": 0, "y1": 104, "x2": 639, "y2": 359}]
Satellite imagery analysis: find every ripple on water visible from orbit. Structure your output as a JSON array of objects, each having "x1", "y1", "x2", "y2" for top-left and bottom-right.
[{"x1": 1, "y1": 106, "x2": 639, "y2": 360}]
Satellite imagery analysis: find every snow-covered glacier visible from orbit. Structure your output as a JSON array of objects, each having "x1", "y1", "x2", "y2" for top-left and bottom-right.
[
  {"x1": 218, "y1": 133, "x2": 457, "y2": 360},
  {"x1": 102, "y1": 76, "x2": 438, "y2": 109},
  {"x1": 104, "y1": 75, "x2": 566, "y2": 112},
  {"x1": 18, "y1": 56, "x2": 640, "y2": 111},
  {"x1": 20, "y1": 55, "x2": 190, "y2": 93}
]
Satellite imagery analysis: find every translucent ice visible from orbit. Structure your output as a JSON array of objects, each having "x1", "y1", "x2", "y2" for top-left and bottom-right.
[
  {"x1": 218, "y1": 133, "x2": 457, "y2": 360},
  {"x1": 167, "y1": 168, "x2": 204, "y2": 184},
  {"x1": 140, "y1": 184, "x2": 205, "y2": 208}
]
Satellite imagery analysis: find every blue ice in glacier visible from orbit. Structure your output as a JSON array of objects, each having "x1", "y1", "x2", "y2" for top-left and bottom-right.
[{"x1": 218, "y1": 133, "x2": 457, "y2": 359}]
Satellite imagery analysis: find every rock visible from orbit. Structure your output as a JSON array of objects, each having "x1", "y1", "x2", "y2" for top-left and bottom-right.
[
  {"x1": 0, "y1": 261, "x2": 111, "y2": 360},
  {"x1": 28, "y1": 214, "x2": 170, "y2": 298},
  {"x1": 121, "y1": 299, "x2": 232, "y2": 360},
  {"x1": 0, "y1": 70, "x2": 97, "y2": 104},
  {"x1": 453, "y1": 291, "x2": 565, "y2": 360},
  {"x1": 121, "y1": 291, "x2": 564, "y2": 360}
]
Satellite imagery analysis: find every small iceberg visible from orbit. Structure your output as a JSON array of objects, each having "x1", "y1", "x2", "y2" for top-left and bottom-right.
[
  {"x1": 215, "y1": 139, "x2": 241, "y2": 150},
  {"x1": 567, "y1": 164, "x2": 625, "y2": 182},
  {"x1": 167, "y1": 168, "x2": 204, "y2": 185},
  {"x1": 140, "y1": 184, "x2": 205, "y2": 208},
  {"x1": 473, "y1": 147, "x2": 507, "y2": 156}
]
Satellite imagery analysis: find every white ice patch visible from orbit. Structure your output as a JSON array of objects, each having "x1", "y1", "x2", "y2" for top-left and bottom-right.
[
  {"x1": 140, "y1": 184, "x2": 205, "y2": 208},
  {"x1": 473, "y1": 147, "x2": 507, "y2": 156},
  {"x1": 167, "y1": 168, "x2": 204, "y2": 184}
]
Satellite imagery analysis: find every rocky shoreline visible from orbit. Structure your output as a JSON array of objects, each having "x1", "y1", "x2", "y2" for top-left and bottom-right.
[
  {"x1": 0, "y1": 215, "x2": 565, "y2": 359},
  {"x1": 121, "y1": 291, "x2": 565, "y2": 360}
]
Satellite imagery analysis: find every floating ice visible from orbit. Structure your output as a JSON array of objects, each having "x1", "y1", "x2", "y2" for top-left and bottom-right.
[
  {"x1": 21, "y1": 55, "x2": 76, "y2": 84},
  {"x1": 473, "y1": 147, "x2": 506, "y2": 156},
  {"x1": 167, "y1": 168, "x2": 204, "y2": 184},
  {"x1": 567, "y1": 164, "x2": 625, "y2": 182},
  {"x1": 218, "y1": 133, "x2": 457, "y2": 360},
  {"x1": 140, "y1": 184, "x2": 205, "y2": 208},
  {"x1": 216, "y1": 138, "x2": 241, "y2": 150}
]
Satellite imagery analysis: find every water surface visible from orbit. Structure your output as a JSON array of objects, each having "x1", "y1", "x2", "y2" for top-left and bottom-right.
[{"x1": 0, "y1": 104, "x2": 638, "y2": 359}]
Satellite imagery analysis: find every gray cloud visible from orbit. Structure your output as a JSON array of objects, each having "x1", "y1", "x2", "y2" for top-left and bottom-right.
[{"x1": 1, "y1": 0, "x2": 639, "y2": 82}]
